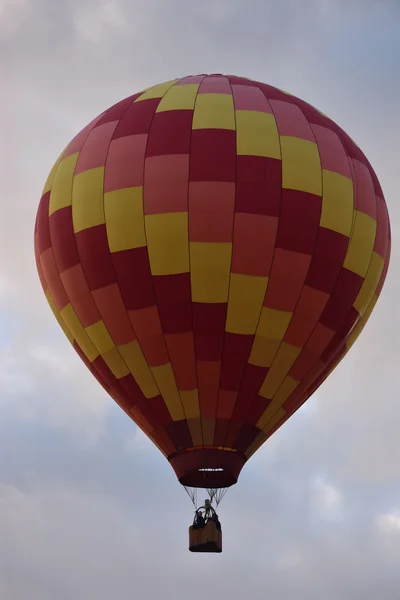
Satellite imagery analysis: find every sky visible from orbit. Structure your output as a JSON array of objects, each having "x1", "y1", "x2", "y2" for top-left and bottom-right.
[{"x1": 1, "y1": 0, "x2": 400, "y2": 598}]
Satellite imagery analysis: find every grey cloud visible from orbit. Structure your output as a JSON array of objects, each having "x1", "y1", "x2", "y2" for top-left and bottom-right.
[{"x1": 1, "y1": 0, "x2": 400, "y2": 597}]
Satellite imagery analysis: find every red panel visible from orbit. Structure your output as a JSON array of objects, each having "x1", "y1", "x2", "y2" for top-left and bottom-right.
[
  {"x1": 369, "y1": 165, "x2": 384, "y2": 198},
  {"x1": 213, "y1": 418, "x2": 231, "y2": 446},
  {"x1": 226, "y1": 75, "x2": 259, "y2": 88},
  {"x1": 222, "y1": 332, "x2": 254, "y2": 365},
  {"x1": 231, "y1": 213, "x2": 277, "y2": 276},
  {"x1": 49, "y1": 207, "x2": 80, "y2": 273},
  {"x1": 104, "y1": 134, "x2": 147, "y2": 192},
  {"x1": 197, "y1": 360, "x2": 221, "y2": 418},
  {"x1": 246, "y1": 394, "x2": 271, "y2": 425},
  {"x1": 146, "y1": 110, "x2": 194, "y2": 156},
  {"x1": 311, "y1": 124, "x2": 351, "y2": 178},
  {"x1": 219, "y1": 334, "x2": 254, "y2": 391},
  {"x1": 135, "y1": 332, "x2": 169, "y2": 367},
  {"x1": 112, "y1": 247, "x2": 155, "y2": 310},
  {"x1": 280, "y1": 189, "x2": 321, "y2": 223},
  {"x1": 190, "y1": 129, "x2": 236, "y2": 182},
  {"x1": 319, "y1": 268, "x2": 363, "y2": 331},
  {"x1": 112, "y1": 98, "x2": 160, "y2": 139},
  {"x1": 230, "y1": 365, "x2": 269, "y2": 424},
  {"x1": 165, "y1": 332, "x2": 197, "y2": 390},
  {"x1": 332, "y1": 267, "x2": 364, "y2": 300},
  {"x1": 337, "y1": 128, "x2": 371, "y2": 167},
  {"x1": 239, "y1": 364, "x2": 269, "y2": 403},
  {"x1": 165, "y1": 420, "x2": 193, "y2": 450},
  {"x1": 270, "y1": 249, "x2": 311, "y2": 283},
  {"x1": 234, "y1": 423, "x2": 261, "y2": 453},
  {"x1": 128, "y1": 306, "x2": 162, "y2": 340},
  {"x1": 97, "y1": 95, "x2": 138, "y2": 127},
  {"x1": 374, "y1": 196, "x2": 389, "y2": 258},
  {"x1": 289, "y1": 349, "x2": 318, "y2": 380},
  {"x1": 75, "y1": 225, "x2": 116, "y2": 291},
  {"x1": 236, "y1": 157, "x2": 281, "y2": 216},
  {"x1": 352, "y1": 159, "x2": 377, "y2": 218},
  {"x1": 270, "y1": 99, "x2": 315, "y2": 141},
  {"x1": 320, "y1": 333, "x2": 345, "y2": 363},
  {"x1": 216, "y1": 390, "x2": 237, "y2": 419},
  {"x1": 256, "y1": 82, "x2": 294, "y2": 102},
  {"x1": 198, "y1": 75, "x2": 231, "y2": 94},
  {"x1": 304, "y1": 323, "x2": 335, "y2": 356},
  {"x1": 320, "y1": 293, "x2": 358, "y2": 332},
  {"x1": 276, "y1": 217, "x2": 319, "y2": 254},
  {"x1": 192, "y1": 303, "x2": 227, "y2": 361},
  {"x1": 91, "y1": 354, "x2": 123, "y2": 394},
  {"x1": 144, "y1": 154, "x2": 189, "y2": 214},
  {"x1": 75, "y1": 121, "x2": 117, "y2": 174},
  {"x1": 376, "y1": 249, "x2": 390, "y2": 296},
  {"x1": 153, "y1": 273, "x2": 192, "y2": 334},
  {"x1": 147, "y1": 394, "x2": 174, "y2": 425},
  {"x1": 60, "y1": 264, "x2": 100, "y2": 328},
  {"x1": 290, "y1": 96, "x2": 336, "y2": 130},
  {"x1": 36, "y1": 193, "x2": 52, "y2": 254},
  {"x1": 305, "y1": 228, "x2": 349, "y2": 293},
  {"x1": 284, "y1": 313, "x2": 320, "y2": 347},
  {"x1": 294, "y1": 285, "x2": 329, "y2": 321},
  {"x1": 264, "y1": 277, "x2": 304, "y2": 311},
  {"x1": 338, "y1": 306, "x2": 359, "y2": 337},
  {"x1": 232, "y1": 84, "x2": 273, "y2": 112},
  {"x1": 224, "y1": 419, "x2": 244, "y2": 448},
  {"x1": 188, "y1": 181, "x2": 235, "y2": 243},
  {"x1": 119, "y1": 374, "x2": 158, "y2": 424},
  {"x1": 40, "y1": 248, "x2": 69, "y2": 311},
  {"x1": 176, "y1": 75, "x2": 205, "y2": 85},
  {"x1": 92, "y1": 283, "x2": 136, "y2": 346},
  {"x1": 63, "y1": 115, "x2": 104, "y2": 157}
]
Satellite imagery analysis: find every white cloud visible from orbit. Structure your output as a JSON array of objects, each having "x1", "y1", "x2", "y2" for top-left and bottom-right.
[
  {"x1": 1, "y1": 0, "x2": 400, "y2": 597},
  {"x1": 376, "y1": 511, "x2": 400, "y2": 535},
  {"x1": 312, "y1": 478, "x2": 343, "y2": 519}
]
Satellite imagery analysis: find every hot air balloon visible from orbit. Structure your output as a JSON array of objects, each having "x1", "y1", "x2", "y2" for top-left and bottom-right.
[{"x1": 34, "y1": 74, "x2": 391, "y2": 553}]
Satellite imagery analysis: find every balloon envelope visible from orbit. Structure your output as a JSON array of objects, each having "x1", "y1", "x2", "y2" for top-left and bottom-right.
[{"x1": 34, "y1": 74, "x2": 391, "y2": 489}]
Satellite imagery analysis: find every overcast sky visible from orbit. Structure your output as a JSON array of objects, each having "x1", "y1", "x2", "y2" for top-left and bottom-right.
[{"x1": 1, "y1": 1, "x2": 400, "y2": 598}]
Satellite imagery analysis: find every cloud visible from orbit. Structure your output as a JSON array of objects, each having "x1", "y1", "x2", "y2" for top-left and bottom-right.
[
  {"x1": 312, "y1": 478, "x2": 343, "y2": 519},
  {"x1": 1, "y1": 0, "x2": 400, "y2": 597}
]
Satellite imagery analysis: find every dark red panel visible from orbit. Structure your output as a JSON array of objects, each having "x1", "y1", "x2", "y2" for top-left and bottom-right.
[
  {"x1": 256, "y1": 82, "x2": 295, "y2": 102},
  {"x1": 96, "y1": 94, "x2": 139, "y2": 126},
  {"x1": 213, "y1": 418, "x2": 230, "y2": 446},
  {"x1": 165, "y1": 420, "x2": 193, "y2": 450},
  {"x1": 112, "y1": 98, "x2": 160, "y2": 139},
  {"x1": 332, "y1": 267, "x2": 364, "y2": 299},
  {"x1": 374, "y1": 196, "x2": 389, "y2": 258},
  {"x1": 75, "y1": 225, "x2": 116, "y2": 291},
  {"x1": 153, "y1": 273, "x2": 192, "y2": 334},
  {"x1": 192, "y1": 303, "x2": 227, "y2": 361},
  {"x1": 112, "y1": 247, "x2": 155, "y2": 310},
  {"x1": 246, "y1": 394, "x2": 271, "y2": 425},
  {"x1": 190, "y1": 129, "x2": 236, "y2": 182},
  {"x1": 147, "y1": 394, "x2": 174, "y2": 425},
  {"x1": 338, "y1": 306, "x2": 359, "y2": 337},
  {"x1": 264, "y1": 278, "x2": 303, "y2": 311},
  {"x1": 36, "y1": 193, "x2": 52, "y2": 254},
  {"x1": 146, "y1": 110, "x2": 194, "y2": 156},
  {"x1": 235, "y1": 157, "x2": 281, "y2": 216},
  {"x1": 276, "y1": 218, "x2": 319, "y2": 254},
  {"x1": 49, "y1": 207, "x2": 80, "y2": 273},
  {"x1": 290, "y1": 96, "x2": 337, "y2": 130},
  {"x1": 280, "y1": 189, "x2": 321, "y2": 223},
  {"x1": 234, "y1": 423, "x2": 261, "y2": 453},
  {"x1": 305, "y1": 228, "x2": 349, "y2": 293}
]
